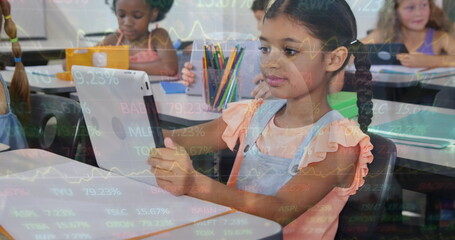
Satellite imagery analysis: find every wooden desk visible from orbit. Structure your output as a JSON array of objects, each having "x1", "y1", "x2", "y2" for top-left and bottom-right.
[
  {"x1": 0, "y1": 40, "x2": 91, "y2": 66},
  {"x1": 1, "y1": 70, "x2": 179, "y2": 95},
  {"x1": 1, "y1": 70, "x2": 76, "y2": 94},
  {"x1": 0, "y1": 40, "x2": 85, "y2": 54},
  {"x1": 370, "y1": 72, "x2": 421, "y2": 88},
  {"x1": 346, "y1": 71, "x2": 420, "y2": 88},
  {"x1": 371, "y1": 99, "x2": 455, "y2": 177},
  {"x1": 346, "y1": 66, "x2": 455, "y2": 88},
  {"x1": 0, "y1": 149, "x2": 282, "y2": 240},
  {"x1": 0, "y1": 143, "x2": 9, "y2": 152},
  {"x1": 420, "y1": 75, "x2": 455, "y2": 90}
]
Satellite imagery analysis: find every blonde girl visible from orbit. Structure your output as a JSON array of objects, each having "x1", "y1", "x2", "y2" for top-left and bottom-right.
[{"x1": 363, "y1": 0, "x2": 455, "y2": 68}]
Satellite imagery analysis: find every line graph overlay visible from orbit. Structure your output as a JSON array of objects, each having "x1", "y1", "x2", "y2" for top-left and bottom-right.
[{"x1": 0, "y1": 161, "x2": 232, "y2": 240}]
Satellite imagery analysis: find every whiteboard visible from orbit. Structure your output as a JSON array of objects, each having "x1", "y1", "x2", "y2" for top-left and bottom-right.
[
  {"x1": 51, "y1": 0, "x2": 117, "y2": 37},
  {"x1": 8, "y1": 0, "x2": 46, "y2": 39}
]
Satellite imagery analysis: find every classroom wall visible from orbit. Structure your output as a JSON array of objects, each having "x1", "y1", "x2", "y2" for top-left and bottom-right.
[
  {"x1": 163, "y1": 0, "x2": 384, "y2": 41},
  {"x1": 48, "y1": 0, "x2": 238, "y2": 44},
  {"x1": 15, "y1": 0, "x2": 414, "y2": 48},
  {"x1": 158, "y1": 0, "x2": 230, "y2": 41},
  {"x1": 45, "y1": 0, "x2": 86, "y2": 47},
  {"x1": 347, "y1": 0, "x2": 385, "y2": 39},
  {"x1": 5, "y1": 0, "x2": 46, "y2": 39},
  {"x1": 12, "y1": 0, "x2": 455, "y2": 49},
  {"x1": 221, "y1": 0, "x2": 259, "y2": 38},
  {"x1": 48, "y1": 0, "x2": 116, "y2": 40}
]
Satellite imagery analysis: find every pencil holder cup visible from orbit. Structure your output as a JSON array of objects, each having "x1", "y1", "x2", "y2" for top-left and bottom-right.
[{"x1": 203, "y1": 68, "x2": 240, "y2": 113}]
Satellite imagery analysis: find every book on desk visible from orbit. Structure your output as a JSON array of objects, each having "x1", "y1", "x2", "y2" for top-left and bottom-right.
[
  {"x1": 370, "y1": 110, "x2": 455, "y2": 149},
  {"x1": 346, "y1": 64, "x2": 455, "y2": 80}
]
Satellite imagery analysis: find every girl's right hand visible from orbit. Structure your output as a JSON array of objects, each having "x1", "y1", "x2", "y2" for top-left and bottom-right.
[
  {"x1": 148, "y1": 137, "x2": 196, "y2": 196},
  {"x1": 181, "y1": 62, "x2": 196, "y2": 86},
  {"x1": 251, "y1": 73, "x2": 272, "y2": 99}
]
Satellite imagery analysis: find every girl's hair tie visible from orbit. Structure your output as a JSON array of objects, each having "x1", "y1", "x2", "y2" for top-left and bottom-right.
[
  {"x1": 4, "y1": 15, "x2": 12, "y2": 20},
  {"x1": 10, "y1": 37, "x2": 18, "y2": 43},
  {"x1": 14, "y1": 57, "x2": 21, "y2": 63},
  {"x1": 350, "y1": 39, "x2": 359, "y2": 45}
]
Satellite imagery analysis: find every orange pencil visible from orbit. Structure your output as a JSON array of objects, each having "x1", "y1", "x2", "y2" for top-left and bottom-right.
[
  {"x1": 202, "y1": 56, "x2": 210, "y2": 105},
  {"x1": 213, "y1": 47, "x2": 237, "y2": 107}
]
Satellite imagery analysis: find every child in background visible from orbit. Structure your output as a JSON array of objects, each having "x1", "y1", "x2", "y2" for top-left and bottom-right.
[
  {"x1": 148, "y1": 0, "x2": 374, "y2": 239},
  {"x1": 99, "y1": 0, "x2": 178, "y2": 75},
  {"x1": 363, "y1": 0, "x2": 455, "y2": 68},
  {"x1": 251, "y1": 0, "x2": 268, "y2": 32},
  {"x1": 0, "y1": 74, "x2": 27, "y2": 150},
  {"x1": 0, "y1": 0, "x2": 28, "y2": 150}
]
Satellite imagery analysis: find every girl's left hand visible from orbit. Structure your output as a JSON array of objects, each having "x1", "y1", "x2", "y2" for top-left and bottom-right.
[
  {"x1": 396, "y1": 52, "x2": 430, "y2": 68},
  {"x1": 148, "y1": 137, "x2": 196, "y2": 196},
  {"x1": 251, "y1": 73, "x2": 272, "y2": 99},
  {"x1": 180, "y1": 62, "x2": 195, "y2": 86}
]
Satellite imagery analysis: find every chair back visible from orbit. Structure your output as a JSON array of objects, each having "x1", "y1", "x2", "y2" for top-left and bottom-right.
[
  {"x1": 336, "y1": 133, "x2": 397, "y2": 239},
  {"x1": 20, "y1": 94, "x2": 83, "y2": 159},
  {"x1": 433, "y1": 88, "x2": 455, "y2": 109}
]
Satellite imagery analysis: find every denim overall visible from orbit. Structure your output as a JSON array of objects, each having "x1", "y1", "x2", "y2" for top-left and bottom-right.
[
  {"x1": 0, "y1": 74, "x2": 28, "y2": 150},
  {"x1": 236, "y1": 100, "x2": 344, "y2": 195}
]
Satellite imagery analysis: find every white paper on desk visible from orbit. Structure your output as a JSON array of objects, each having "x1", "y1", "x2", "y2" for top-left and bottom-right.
[
  {"x1": 6, "y1": 64, "x2": 64, "y2": 77},
  {"x1": 0, "y1": 161, "x2": 233, "y2": 240}
]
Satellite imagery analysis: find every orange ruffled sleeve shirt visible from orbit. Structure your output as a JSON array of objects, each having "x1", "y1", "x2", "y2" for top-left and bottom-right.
[{"x1": 221, "y1": 99, "x2": 374, "y2": 240}]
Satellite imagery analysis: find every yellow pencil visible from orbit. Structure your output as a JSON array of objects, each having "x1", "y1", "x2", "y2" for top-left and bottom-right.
[
  {"x1": 217, "y1": 43, "x2": 224, "y2": 64},
  {"x1": 213, "y1": 47, "x2": 237, "y2": 107}
]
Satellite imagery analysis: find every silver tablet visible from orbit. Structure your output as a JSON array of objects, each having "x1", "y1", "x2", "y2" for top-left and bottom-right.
[{"x1": 73, "y1": 66, "x2": 163, "y2": 186}]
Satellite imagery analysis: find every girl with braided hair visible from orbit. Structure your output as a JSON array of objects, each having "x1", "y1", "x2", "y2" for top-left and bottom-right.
[
  {"x1": 97, "y1": 0, "x2": 178, "y2": 75},
  {"x1": 363, "y1": 0, "x2": 455, "y2": 68},
  {"x1": 0, "y1": 0, "x2": 28, "y2": 150},
  {"x1": 148, "y1": 0, "x2": 374, "y2": 239}
]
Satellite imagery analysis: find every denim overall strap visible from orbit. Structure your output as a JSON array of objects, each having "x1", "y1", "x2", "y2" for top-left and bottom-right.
[
  {"x1": 0, "y1": 73, "x2": 28, "y2": 150},
  {"x1": 287, "y1": 110, "x2": 345, "y2": 175},
  {"x1": 0, "y1": 74, "x2": 11, "y2": 112},
  {"x1": 243, "y1": 99, "x2": 286, "y2": 152},
  {"x1": 237, "y1": 99, "x2": 345, "y2": 195}
]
